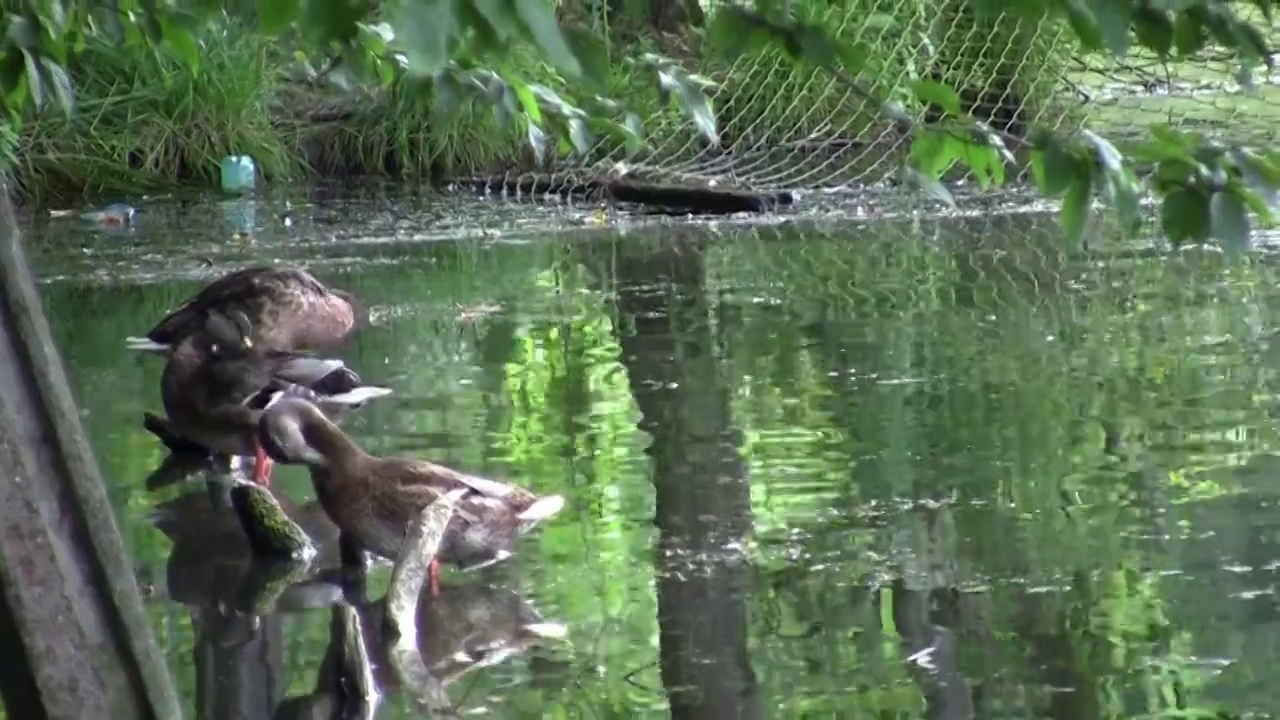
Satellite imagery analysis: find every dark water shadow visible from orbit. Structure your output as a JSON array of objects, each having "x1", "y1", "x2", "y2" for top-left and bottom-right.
[{"x1": 601, "y1": 229, "x2": 762, "y2": 720}]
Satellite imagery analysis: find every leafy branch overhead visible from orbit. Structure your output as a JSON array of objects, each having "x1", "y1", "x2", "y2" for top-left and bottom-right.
[
  {"x1": 2, "y1": 0, "x2": 1279, "y2": 251},
  {"x1": 705, "y1": 0, "x2": 1280, "y2": 250}
]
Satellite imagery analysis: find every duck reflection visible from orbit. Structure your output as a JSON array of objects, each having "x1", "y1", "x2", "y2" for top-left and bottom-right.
[
  {"x1": 149, "y1": 466, "x2": 567, "y2": 719},
  {"x1": 277, "y1": 580, "x2": 568, "y2": 718}
]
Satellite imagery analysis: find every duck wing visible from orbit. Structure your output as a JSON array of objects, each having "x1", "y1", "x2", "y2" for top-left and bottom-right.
[
  {"x1": 146, "y1": 267, "x2": 284, "y2": 343},
  {"x1": 374, "y1": 459, "x2": 484, "y2": 524},
  {"x1": 381, "y1": 459, "x2": 563, "y2": 523}
]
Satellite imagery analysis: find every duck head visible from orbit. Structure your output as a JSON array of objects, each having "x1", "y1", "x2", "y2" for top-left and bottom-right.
[{"x1": 254, "y1": 392, "x2": 334, "y2": 481}]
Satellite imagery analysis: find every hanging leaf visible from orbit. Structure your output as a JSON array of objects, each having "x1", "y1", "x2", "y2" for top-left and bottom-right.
[
  {"x1": 1209, "y1": 189, "x2": 1251, "y2": 253},
  {"x1": 1161, "y1": 187, "x2": 1211, "y2": 245},
  {"x1": 1060, "y1": 171, "x2": 1093, "y2": 244},
  {"x1": 658, "y1": 69, "x2": 717, "y2": 144},
  {"x1": 514, "y1": 1, "x2": 581, "y2": 79},
  {"x1": 161, "y1": 20, "x2": 200, "y2": 75},
  {"x1": 387, "y1": 0, "x2": 457, "y2": 77},
  {"x1": 527, "y1": 121, "x2": 547, "y2": 164},
  {"x1": 903, "y1": 166, "x2": 956, "y2": 208},
  {"x1": 258, "y1": 0, "x2": 300, "y2": 34},
  {"x1": 910, "y1": 79, "x2": 964, "y2": 117}
]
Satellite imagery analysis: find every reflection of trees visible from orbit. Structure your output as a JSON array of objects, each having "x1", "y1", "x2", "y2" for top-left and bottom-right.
[
  {"x1": 49, "y1": 213, "x2": 1280, "y2": 717},
  {"x1": 610, "y1": 231, "x2": 762, "y2": 720}
]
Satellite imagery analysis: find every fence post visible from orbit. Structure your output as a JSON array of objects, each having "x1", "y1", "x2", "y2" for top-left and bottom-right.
[{"x1": 0, "y1": 183, "x2": 183, "y2": 720}]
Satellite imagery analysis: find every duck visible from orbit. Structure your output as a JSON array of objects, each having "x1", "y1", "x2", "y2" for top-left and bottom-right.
[
  {"x1": 153, "y1": 308, "x2": 392, "y2": 487},
  {"x1": 254, "y1": 392, "x2": 565, "y2": 595},
  {"x1": 126, "y1": 265, "x2": 367, "y2": 355}
]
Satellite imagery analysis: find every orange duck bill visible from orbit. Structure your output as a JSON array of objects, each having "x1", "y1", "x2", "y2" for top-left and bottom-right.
[{"x1": 252, "y1": 443, "x2": 275, "y2": 486}]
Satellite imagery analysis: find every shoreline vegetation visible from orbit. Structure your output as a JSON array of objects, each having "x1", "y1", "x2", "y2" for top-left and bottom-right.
[{"x1": 2, "y1": 5, "x2": 1066, "y2": 206}]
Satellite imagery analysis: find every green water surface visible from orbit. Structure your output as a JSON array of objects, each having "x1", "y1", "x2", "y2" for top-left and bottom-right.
[{"x1": 24, "y1": 192, "x2": 1280, "y2": 719}]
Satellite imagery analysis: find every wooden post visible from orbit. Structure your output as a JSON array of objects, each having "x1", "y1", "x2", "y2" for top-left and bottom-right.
[
  {"x1": 383, "y1": 498, "x2": 454, "y2": 710},
  {"x1": 0, "y1": 184, "x2": 183, "y2": 719}
]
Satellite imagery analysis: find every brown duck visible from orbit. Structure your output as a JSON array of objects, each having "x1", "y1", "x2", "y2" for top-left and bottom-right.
[
  {"x1": 155, "y1": 309, "x2": 392, "y2": 486},
  {"x1": 126, "y1": 265, "x2": 367, "y2": 354},
  {"x1": 255, "y1": 392, "x2": 565, "y2": 595}
]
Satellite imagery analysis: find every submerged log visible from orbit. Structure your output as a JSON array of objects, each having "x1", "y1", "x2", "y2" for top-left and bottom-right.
[
  {"x1": 461, "y1": 172, "x2": 795, "y2": 215},
  {"x1": 605, "y1": 181, "x2": 795, "y2": 215},
  {"x1": 0, "y1": 183, "x2": 183, "y2": 718}
]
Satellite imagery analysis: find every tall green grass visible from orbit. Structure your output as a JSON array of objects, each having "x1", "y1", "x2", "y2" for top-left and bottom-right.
[
  {"x1": 15, "y1": 28, "x2": 293, "y2": 203},
  {"x1": 9, "y1": 29, "x2": 559, "y2": 201}
]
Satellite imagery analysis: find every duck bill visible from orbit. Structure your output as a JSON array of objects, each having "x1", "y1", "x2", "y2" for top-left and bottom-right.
[{"x1": 251, "y1": 444, "x2": 274, "y2": 486}]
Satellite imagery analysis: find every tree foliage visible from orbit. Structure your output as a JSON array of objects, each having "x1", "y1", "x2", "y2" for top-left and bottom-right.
[{"x1": 3, "y1": 0, "x2": 1279, "y2": 249}]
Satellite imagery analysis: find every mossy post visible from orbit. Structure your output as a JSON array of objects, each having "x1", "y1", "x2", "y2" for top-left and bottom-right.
[
  {"x1": 383, "y1": 497, "x2": 454, "y2": 710},
  {"x1": 0, "y1": 182, "x2": 182, "y2": 719}
]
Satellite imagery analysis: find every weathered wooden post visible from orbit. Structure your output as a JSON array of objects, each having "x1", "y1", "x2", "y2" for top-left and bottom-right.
[{"x1": 0, "y1": 184, "x2": 183, "y2": 719}]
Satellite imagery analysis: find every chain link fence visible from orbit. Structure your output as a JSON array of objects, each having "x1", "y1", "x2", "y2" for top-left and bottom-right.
[{"x1": 508, "y1": 1, "x2": 1280, "y2": 202}]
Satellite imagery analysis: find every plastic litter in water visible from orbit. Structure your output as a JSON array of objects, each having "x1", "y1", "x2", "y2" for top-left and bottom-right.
[
  {"x1": 220, "y1": 155, "x2": 257, "y2": 194},
  {"x1": 78, "y1": 202, "x2": 140, "y2": 226}
]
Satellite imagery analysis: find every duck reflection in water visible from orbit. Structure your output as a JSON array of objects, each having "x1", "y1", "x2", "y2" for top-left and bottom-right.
[{"x1": 149, "y1": 478, "x2": 568, "y2": 719}]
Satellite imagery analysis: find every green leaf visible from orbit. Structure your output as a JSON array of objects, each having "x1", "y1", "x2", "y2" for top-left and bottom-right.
[
  {"x1": 658, "y1": 69, "x2": 717, "y2": 143},
  {"x1": 961, "y1": 143, "x2": 1005, "y2": 188},
  {"x1": 1235, "y1": 22, "x2": 1272, "y2": 67},
  {"x1": 909, "y1": 131, "x2": 960, "y2": 178},
  {"x1": 40, "y1": 60, "x2": 72, "y2": 118},
  {"x1": 431, "y1": 69, "x2": 462, "y2": 118},
  {"x1": 20, "y1": 50, "x2": 43, "y2": 109},
  {"x1": 527, "y1": 121, "x2": 547, "y2": 164},
  {"x1": 623, "y1": 113, "x2": 643, "y2": 156},
  {"x1": 568, "y1": 117, "x2": 591, "y2": 156},
  {"x1": 513, "y1": 82, "x2": 542, "y2": 124},
  {"x1": 1232, "y1": 148, "x2": 1280, "y2": 207},
  {"x1": 303, "y1": 0, "x2": 366, "y2": 44},
  {"x1": 1031, "y1": 150, "x2": 1048, "y2": 190},
  {"x1": 388, "y1": 0, "x2": 458, "y2": 77},
  {"x1": 1209, "y1": 190, "x2": 1251, "y2": 253},
  {"x1": 705, "y1": 7, "x2": 764, "y2": 60},
  {"x1": 488, "y1": 76, "x2": 517, "y2": 126},
  {"x1": 161, "y1": 21, "x2": 200, "y2": 75},
  {"x1": 903, "y1": 166, "x2": 956, "y2": 208},
  {"x1": 514, "y1": 1, "x2": 582, "y2": 79},
  {"x1": 1060, "y1": 170, "x2": 1093, "y2": 244},
  {"x1": 1065, "y1": 0, "x2": 1103, "y2": 50},
  {"x1": 1258, "y1": 0, "x2": 1275, "y2": 24},
  {"x1": 1102, "y1": 169, "x2": 1142, "y2": 236},
  {"x1": 1081, "y1": 129, "x2": 1123, "y2": 173},
  {"x1": 1133, "y1": 6, "x2": 1174, "y2": 57},
  {"x1": 1161, "y1": 187, "x2": 1211, "y2": 245},
  {"x1": 258, "y1": 0, "x2": 299, "y2": 34},
  {"x1": 472, "y1": 0, "x2": 519, "y2": 40},
  {"x1": 911, "y1": 79, "x2": 964, "y2": 117},
  {"x1": 1088, "y1": 0, "x2": 1133, "y2": 56},
  {"x1": 1038, "y1": 134, "x2": 1076, "y2": 197},
  {"x1": 564, "y1": 27, "x2": 609, "y2": 89},
  {"x1": 1173, "y1": 11, "x2": 1206, "y2": 56}
]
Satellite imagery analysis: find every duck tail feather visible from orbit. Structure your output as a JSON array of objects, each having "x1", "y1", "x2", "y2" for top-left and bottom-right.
[
  {"x1": 276, "y1": 357, "x2": 348, "y2": 385},
  {"x1": 126, "y1": 337, "x2": 171, "y2": 352},
  {"x1": 322, "y1": 386, "x2": 393, "y2": 406},
  {"x1": 521, "y1": 622, "x2": 568, "y2": 640},
  {"x1": 460, "y1": 550, "x2": 513, "y2": 572},
  {"x1": 517, "y1": 494, "x2": 565, "y2": 522}
]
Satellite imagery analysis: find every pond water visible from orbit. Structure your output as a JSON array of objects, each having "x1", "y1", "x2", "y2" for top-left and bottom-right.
[{"x1": 22, "y1": 186, "x2": 1280, "y2": 719}]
